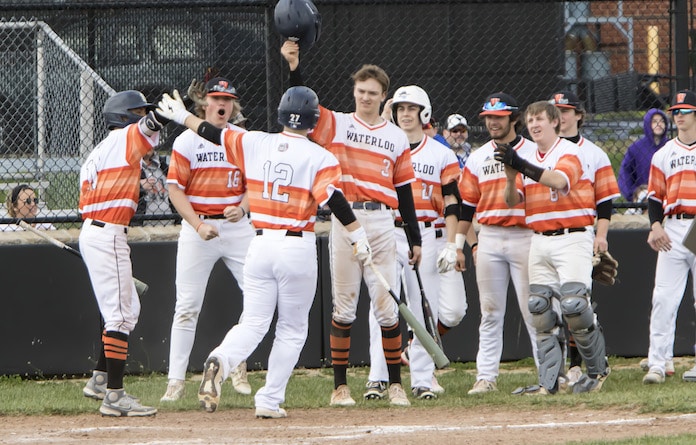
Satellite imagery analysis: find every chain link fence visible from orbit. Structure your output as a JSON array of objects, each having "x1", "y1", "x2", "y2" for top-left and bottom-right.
[{"x1": 0, "y1": 0, "x2": 690, "y2": 227}]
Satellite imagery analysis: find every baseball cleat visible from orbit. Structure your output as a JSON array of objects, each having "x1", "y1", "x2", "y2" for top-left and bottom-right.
[
  {"x1": 231, "y1": 360, "x2": 252, "y2": 395},
  {"x1": 198, "y1": 357, "x2": 223, "y2": 413},
  {"x1": 573, "y1": 367, "x2": 611, "y2": 393},
  {"x1": 566, "y1": 366, "x2": 583, "y2": 387},
  {"x1": 683, "y1": 365, "x2": 696, "y2": 382},
  {"x1": 643, "y1": 369, "x2": 665, "y2": 384},
  {"x1": 431, "y1": 376, "x2": 445, "y2": 395},
  {"x1": 467, "y1": 379, "x2": 497, "y2": 395},
  {"x1": 100, "y1": 389, "x2": 157, "y2": 417},
  {"x1": 388, "y1": 383, "x2": 410, "y2": 406},
  {"x1": 83, "y1": 370, "x2": 107, "y2": 400},
  {"x1": 641, "y1": 359, "x2": 674, "y2": 376},
  {"x1": 412, "y1": 386, "x2": 436, "y2": 400},
  {"x1": 330, "y1": 384, "x2": 356, "y2": 406},
  {"x1": 160, "y1": 379, "x2": 185, "y2": 402},
  {"x1": 363, "y1": 380, "x2": 387, "y2": 400},
  {"x1": 255, "y1": 407, "x2": 288, "y2": 419}
]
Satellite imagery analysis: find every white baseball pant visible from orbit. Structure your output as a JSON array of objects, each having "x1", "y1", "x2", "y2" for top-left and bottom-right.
[
  {"x1": 79, "y1": 219, "x2": 139, "y2": 334},
  {"x1": 167, "y1": 217, "x2": 254, "y2": 381},
  {"x1": 207, "y1": 229, "x2": 318, "y2": 412},
  {"x1": 647, "y1": 218, "x2": 696, "y2": 374},
  {"x1": 474, "y1": 224, "x2": 536, "y2": 382}
]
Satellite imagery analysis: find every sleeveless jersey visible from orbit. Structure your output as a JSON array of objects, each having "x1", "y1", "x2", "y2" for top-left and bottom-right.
[
  {"x1": 222, "y1": 129, "x2": 343, "y2": 232},
  {"x1": 459, "y1": 137, "x2": 536, "y2": 227},
  {"x1": 79, "y1": 123, "x2": 158, "y2": 225},
  {"x1": 648, "y1": 137, "x2": 696, "y2": 215},
  {"x1": 309, "y1": 106, "x2": 415, "y2": 208},
  {"x1": 167, "y1": 122, "x2": 247, "y2": 215}
]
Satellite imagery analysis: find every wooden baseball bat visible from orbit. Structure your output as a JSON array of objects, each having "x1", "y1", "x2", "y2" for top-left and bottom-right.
[
  {"x1": 368, "y1": 262, "x2": 449, "y2": 369},
  {"x1": 18, "y1": 220, "x2": 149, "y2": 297}
]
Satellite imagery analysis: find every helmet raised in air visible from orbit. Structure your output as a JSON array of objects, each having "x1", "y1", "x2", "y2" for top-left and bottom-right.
[{"x1": 274, "y1": 0, "x2": 322, "y2": 51}]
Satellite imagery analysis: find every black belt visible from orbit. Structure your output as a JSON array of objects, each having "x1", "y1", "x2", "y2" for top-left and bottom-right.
[
  {"x1": 535, "y1": 227, "x2": 586, "y2": 236},
  {"x1": 199, "y1": 214, "x2": 226, "y2": 220},
  {"x1": 667, "y1": 213, "x2": 696, "y2": 219},
  {"x1": 393, "y1": 221, "x2": 432, "y2": 228},
  {"x1": 435, "y1": 229, "x2": 443, "y2": 239},
  {"x1": 255, "y1": 229, "x2": 303, "y2": 237},
  {"x1": 351, "y1": 202, "x2": 388, "y2": 210},
  {"x1": 91, "y1": 219, "x2": 128, "y2": 234}
]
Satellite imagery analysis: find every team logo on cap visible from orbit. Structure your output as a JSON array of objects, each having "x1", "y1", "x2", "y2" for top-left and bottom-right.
[
  {"x1": 677, "y1": 93, "x2": 687, "y2": 104},
  {"x1": 489, "y1": 97, "x2": 500, "y2": 106}
]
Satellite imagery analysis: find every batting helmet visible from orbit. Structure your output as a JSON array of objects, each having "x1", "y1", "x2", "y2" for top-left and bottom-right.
[
  {"x1": 392, "y1": 85, "x2": 432, "y2": 125},
  {"x1": 277, "y1": 86, "x2": 320, "y2": 130},
  {"x1": 274, "y1": 0, "x2": 322, "y2": 51},
  {"x1": 103, "y1": 90, "x2": 154, "y2": 130}
]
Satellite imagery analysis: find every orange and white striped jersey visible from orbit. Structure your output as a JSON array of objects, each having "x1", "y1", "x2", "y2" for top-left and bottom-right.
[
  {"x1": 221, "y1": 129, "x2": 343, "y2": 232},
  {"x1": 167, "y1": 123, "x2": 247, "y2": 216},
  {"x1": 396, "y1": 136, "x2": 460, "y2": 222},
  {"x1": 309, "y1": 106, "x2": 415, "y2": 208},
  {"x1": 647, "y1": 137, "x2": 696, "y2": 215},
  {"x1": 79, "y1": 124, "x2": 158, "y2": 225},
  {"x1": 459, "y1": 137, "x2": 536, "y2": 228},
  {"x1": 518, "y1": 137, "x2": 596, "y2": 232},
  {"x1": 575, "y1": 136, "x2": 620, "y2": 206}
]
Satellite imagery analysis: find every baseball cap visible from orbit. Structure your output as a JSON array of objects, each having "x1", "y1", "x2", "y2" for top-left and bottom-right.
[
  {"x1": 446, "y1": 114, "x2": 468, "y2": 130},
  {"x1": 480, "y1": 92, "x2": 519, "y2": 116},
  {"x1": 205, "y1": 77, "x2": 238, "y2": 99},
  {"x1": 669, "y1": 89, "x2": 696, "y2": 110},
  {"x1": 549, "y1": 90, "x2": 581, "y2": 109}
]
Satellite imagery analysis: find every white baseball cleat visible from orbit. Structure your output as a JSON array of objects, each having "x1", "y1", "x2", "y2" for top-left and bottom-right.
[
  {"x1": 388, "y1": 383, "x2": 410, "y2": 406},
  {"x1": 231, "y1": 361, "x2": 252, "y2": 395},
  {"x1": 160, "y1": 379, "x2": 185, "y2": 402},
  {"x1": 198, "y1": 357, "x2": 223, "y2": 413},
  {"x1": 467, "y1": 379, "x2": 497, "y2": 395},
  {"x1": 330, "y1": 384, "x2": 356, "y2": 406},
  {"x1": 643, "y1": 369, "x2": 665, "y2": 384},
  {"x1": 255, "y1": 407, "x2": 288, "y2": 419}
]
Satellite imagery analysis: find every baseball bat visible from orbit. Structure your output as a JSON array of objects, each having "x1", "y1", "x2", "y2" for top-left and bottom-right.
[
  {"x1": 18, "y1": 220, "x2": 149, "y2": 298},
  {"x1": 400, "y1": 223, "x2": 444, "y2": 351},
  {"x1": 368, "y1": 262, "x2": 449, "y2": 369}
]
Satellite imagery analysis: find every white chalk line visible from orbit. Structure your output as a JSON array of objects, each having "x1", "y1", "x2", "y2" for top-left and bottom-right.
[{"x1": 7, "y1": 413, "x2": 696, "y2": 445}]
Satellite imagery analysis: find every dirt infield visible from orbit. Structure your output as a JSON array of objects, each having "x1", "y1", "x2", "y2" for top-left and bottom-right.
[{"x1": 4, "y1": 406, "x2": 696, "y2": 445}]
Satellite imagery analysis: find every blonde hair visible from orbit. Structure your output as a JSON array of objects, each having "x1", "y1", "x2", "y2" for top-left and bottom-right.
[{"x1": 525, "y1": 101, "x2": 561, "y2": 134}]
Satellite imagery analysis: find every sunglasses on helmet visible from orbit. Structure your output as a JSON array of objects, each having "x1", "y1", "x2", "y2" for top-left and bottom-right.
[
  {"x1": 482, "y1": 101, "x2": 518, "y2": 112},
  {"x1": 671, "y1": 109, "x2": 696, "y2": 116}
]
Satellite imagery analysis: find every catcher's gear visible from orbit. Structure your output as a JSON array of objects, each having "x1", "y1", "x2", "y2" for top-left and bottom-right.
[
  {"x1": 103, "y1": 90, "x2": 154, "y2": 130},
  {"x1": 274, "y1": 0, "x2": 322, "y2": 51},
  {"x1": 277, "y1": 86, "x2": 320, "y2": 130},
  {"x1": 391, "y1": 85, "x2": 432, "y2": 125},
  {"x1": 591, "y1": 251, "x2": 618, "y2": 285},
  {"x1": 187, "y1": 78, "x2": 208, "y2": 107}
]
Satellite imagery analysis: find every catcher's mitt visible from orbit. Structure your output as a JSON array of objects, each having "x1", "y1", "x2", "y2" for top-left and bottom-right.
[
  {"x1": 592, "y1": 251, "x2": 618, "y2": 286},
  {"x1": 186, "y1": 78, "x2": 208, "y2": 107}
]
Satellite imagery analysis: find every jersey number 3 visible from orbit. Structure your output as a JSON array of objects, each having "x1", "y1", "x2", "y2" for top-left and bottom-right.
[{"x1": 262, "y1": 160, "x2": 294, "y2": 203}]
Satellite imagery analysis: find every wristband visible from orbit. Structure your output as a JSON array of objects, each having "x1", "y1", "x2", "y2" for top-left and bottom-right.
[
  {"x1": 195, "y1": 221, "x2": 203, "y2": 232},
  {"x1": 455, "y1": 233, "x2": 466, "y2": 250},
  {"x1": 173, "y1": 109, "x2": 193, "y2": 126},
  {"x1": 348, "y1": 226, "x2": 367, "y2": 244},
  {"x1": 470, "y1": 242, "x2": 478, "y2": 250}
]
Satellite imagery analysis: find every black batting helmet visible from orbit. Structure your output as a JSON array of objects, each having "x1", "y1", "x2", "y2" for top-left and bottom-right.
[
  {"x1": 274, "y1": 0, "x2": 322, "y2": 51},
  {"x1": 277, "y1": 86, "x2": 320, "y2": 130},
  {"x1": 103, "y1": 90, "x2": 154, "y2": 130}
]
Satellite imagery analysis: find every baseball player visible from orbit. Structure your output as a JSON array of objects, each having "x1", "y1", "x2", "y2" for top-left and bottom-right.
[
  {"x1": 455, "y1": 92, "x2": 538, "y2": 395},
  {"x1": 549, "y1": 90, "x2": 620, "y2": 386},
  {"x1": 161, "y1": 77, "x2": 255, "y2": 402},
  {"x1": 643, "y1": 89, "x2": 696, "y2": 384},
  {"x1": 79, "y1": 90, "x2": 168, "y2": 416},
  {"x1": 281, "y1": 40, "x2": 421, "y2": 407},
  {"x1": 497, "y1": 101, "x2": 609, "y2": 395},
  {"x1": 156, "y1": 85, "x2": 373, "y2": 418},
  {"x1": 365, "y1": 85, "x2": 462, "y2": 400}
]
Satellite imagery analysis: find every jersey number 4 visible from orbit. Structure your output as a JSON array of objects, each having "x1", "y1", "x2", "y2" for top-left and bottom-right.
[{"x1": 262, "y1": 160, "x2": 293, "y2": 203}]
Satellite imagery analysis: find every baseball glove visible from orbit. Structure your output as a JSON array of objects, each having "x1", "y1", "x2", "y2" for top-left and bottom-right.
[
  {"x1": 592, "y1": 251, "x2": 619, "y2": 286},
  {"x1": 186, "y1": 78, "x2": 207, "y2": 107}
]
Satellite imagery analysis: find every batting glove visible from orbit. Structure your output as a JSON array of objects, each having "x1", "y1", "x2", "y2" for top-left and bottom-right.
[
  {"x1": 349, "y1": 226, "x2": 373, "y2": 266},
  {"x1": 436, "y1": 242, "x2": 457, "y2": 273},
  {"x1": 157, "y1": 90, "x2": 191, "y2": 125}
]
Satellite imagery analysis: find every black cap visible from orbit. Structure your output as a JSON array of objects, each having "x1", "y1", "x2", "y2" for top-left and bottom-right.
[
  {"x1": 549, "y1": 90, "x2": 581, "y2": 109},
  {"x1": 669, "y1": 89, "x2": 696, "y2": 110},
  {"x1": 205, "y1": 77, "x2": 238, "y2": 99},
  {"x1": 480, "y1": 92, "x2": 519, "y2": 116}
]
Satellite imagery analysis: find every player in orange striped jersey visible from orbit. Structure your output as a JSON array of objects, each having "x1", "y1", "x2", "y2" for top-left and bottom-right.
[
  {"x1": 281, "y1": 40, "x2": 420, "y2": 406},
  {"x1": 497, "y1": 101, "x2": 610, "y2": 395},
  {"x1": 157, "y1": 85, "x2": 373, "y2": 418},
  {"x1": 161, "y1": 77, "x2": 255, "y2": 403},
  {"x1": 644, "y1": 90, "x2": 696, "y2": 384},
  {"x1": 455, "y1": 92, "x2": 538, "y2": 395},
  {"x1": 364, "y1": 85, "x2": 462, "y2": 401},
  {"x1": 79, "y1": 90, "x2": 169, "y2": 417},
  {"x1": 549, "y1": 90, "x2": 620, "y2": 386}
]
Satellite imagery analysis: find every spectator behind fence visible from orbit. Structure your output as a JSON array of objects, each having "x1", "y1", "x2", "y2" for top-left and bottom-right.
[
  {"x1": 134, "y1": 148, "x2": 175, "y2": 227},
  {"x1": 423, "y1": 117, "x2": 449, "y2": 147},
  {"x1": 443, "y1": 113, "x2": 472, "y2": 168},
  {"x1": 618, "y1": 108, "x2": 669, "y2": 203},
  {"x1": 2, "y1": 184, "x2": 55, "y2": 231}
]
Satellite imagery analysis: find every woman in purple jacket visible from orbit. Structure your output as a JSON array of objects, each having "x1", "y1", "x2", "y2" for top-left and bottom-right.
[{"x1": 618, "y1": 108, "x2": 669, "y2": 202}]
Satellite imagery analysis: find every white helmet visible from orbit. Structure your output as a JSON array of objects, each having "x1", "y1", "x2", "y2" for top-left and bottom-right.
[{"x1": 392, "y1": 85, "x2": 432, "y2": 125}]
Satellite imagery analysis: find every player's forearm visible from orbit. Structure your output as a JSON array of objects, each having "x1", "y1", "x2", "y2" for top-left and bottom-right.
[
  {"x1": 538, "y1": 169, "x2": 569, "y2": 191},
  {"x1": 595, "y1": 218, "x2": 610, "y2": 240},
  {"x1": 443, "y1": 193, "x2": 459, "y2": 243},
  {"x1": 503, "y1": 179, "x2": 521, "y2": 207},
  {"x1": 168, "y1": 184, "x2": 200, "y2": 228}
]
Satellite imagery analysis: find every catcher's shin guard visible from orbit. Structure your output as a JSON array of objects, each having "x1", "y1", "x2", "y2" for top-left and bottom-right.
[
  {"x1": 560, "y1": 282, "x2": 607, "y2": 376},
  {"x1": 528, "y1": 284, "x2": 563, "y2": 392}
]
